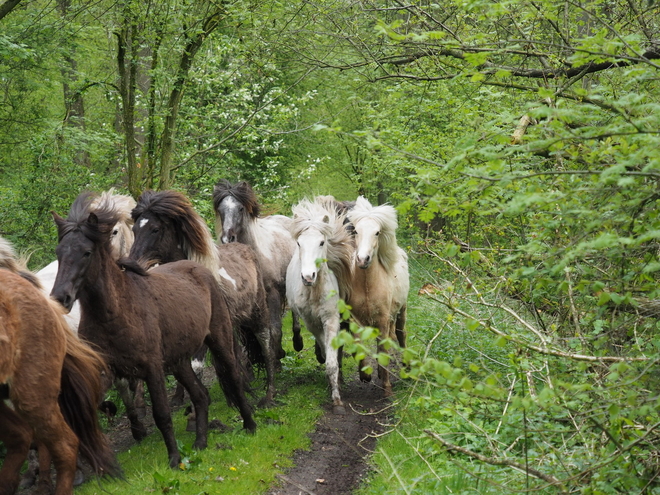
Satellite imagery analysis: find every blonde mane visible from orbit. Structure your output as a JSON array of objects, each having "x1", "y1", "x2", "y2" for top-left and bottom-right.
[
  {"x1": 348, "y1": 196, "x2": 401, "y2": 273},
  {"x1": 291, "y1": 198, "x2": 354, "y2": 299},
  {"x1": 93, "y1": 188, "x2": 136, "y2": 258}
]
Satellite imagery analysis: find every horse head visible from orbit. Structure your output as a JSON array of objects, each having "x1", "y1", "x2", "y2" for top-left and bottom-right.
[
  {"x1": 130, "y1": 190, "x2": 218, "y2": 275},
  {"x1": 348, "y1": 196, "x2": 398, "y2": 271},
  {"x1": 51, "y1": 193, "x2": 119, "y2": 310},
  {"x1": 213, "y1": 180, "x2": 261, "y2": 244}
]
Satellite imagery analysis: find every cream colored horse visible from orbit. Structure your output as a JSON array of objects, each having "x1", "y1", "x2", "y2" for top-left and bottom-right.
[{"x1": 347, "y1": 196, "x2": 409, "y2": 396}]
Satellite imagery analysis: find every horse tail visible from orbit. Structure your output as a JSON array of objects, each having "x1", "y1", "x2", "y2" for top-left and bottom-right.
[
  {"x1": 56, "y1": 309, "x2": 122, "y2": 479},
  {"x1": 238, "y1": 325, "x2": 265, "y2": 368}
]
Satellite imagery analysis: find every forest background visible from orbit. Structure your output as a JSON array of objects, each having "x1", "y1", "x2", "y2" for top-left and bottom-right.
[{"x1": 2, "y1": 0, "x2": 660, "y2": 493}]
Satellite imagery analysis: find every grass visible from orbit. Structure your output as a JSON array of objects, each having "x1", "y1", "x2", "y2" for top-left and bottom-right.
[
  {"x1": 76, "y1": 313, "x2": 333, "y2": 495},
  {"x1": 355, "y1": 254, "x2": 516, "y2": 495}
]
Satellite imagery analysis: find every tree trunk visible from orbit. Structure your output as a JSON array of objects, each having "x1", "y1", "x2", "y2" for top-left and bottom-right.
[
  {"x1": 117, "y1": 20, "x2": 140, "y2": 197},
  {"x1": 57, "y1": 0, "x2": 90, "y2": 168},
  {"x1": 158, "y1": 9, "x2": 223, "y2": 190}
]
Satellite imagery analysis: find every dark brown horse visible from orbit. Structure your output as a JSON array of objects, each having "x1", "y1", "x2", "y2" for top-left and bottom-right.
[
  {"x1": 213, "y1": 181, "x2": 300, "y2": 357},
  {"x1": 129, "y1": 190, "x2": 278, "y2": 406},
  {"x1": 0, "y1": 237, "x2": 120, "y2": 495},
  {"x1": 51, "y1": 192, "x2": 256, "y2": 469}
]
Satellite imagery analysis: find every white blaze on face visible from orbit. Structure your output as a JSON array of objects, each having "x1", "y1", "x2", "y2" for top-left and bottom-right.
[
  {"x1": 218, "y1": 267, "x2": 237, "y2": 289},
  {"x1": 298, "y1": 229, "x2": 326, "y2": 286},
  {"x1": 220, "y1": 196, "x2": 240, "y2": 243},
  {"x1": 354, "y1": 218, "x2": 380, "y2": 268},
  {"x1": 139, "y1": 218, "x2": 149, "y2": 228}
]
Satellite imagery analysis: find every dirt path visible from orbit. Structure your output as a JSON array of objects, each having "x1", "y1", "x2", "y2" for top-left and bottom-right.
[{"x1": 269, "y1": 378, "x2": 391, "y2": 495}]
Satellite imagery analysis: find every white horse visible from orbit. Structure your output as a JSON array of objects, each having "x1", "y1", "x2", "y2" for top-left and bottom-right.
[
  {"x1": 286, "y1": 198, "x2": 354, "y2": 414},
  {"x1": 37, "y1": 189, "x2": 136, "y2": 333},
  {"x1": 213, "y1": 180, "x2": 302, "y2": 356},
  {"x1": 347, "y1": 196, "x2": 409, "y2": 396}
]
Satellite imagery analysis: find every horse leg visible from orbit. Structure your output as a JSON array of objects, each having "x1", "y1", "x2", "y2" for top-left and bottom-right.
[
  {"x1": 144, "y1": 369, "x2": 181, "y2": 468},
  {"x1": 0, "y1": 404, "x2": 32, "y2": 495},
  {"x1": 206, "y1": 334, "x2": 257, "y2": 433},
  {"x1": 171, "y1": 381, "x2": 187, "y2": 406},
  {"x1": 115, "y1": 378, "x2": 147, "y2": 441},
  {"x1": 292, "y1": 311, "x2": 303, "y2": 352},
  {"x1": 172, "y1": 363, "x2": 209, "y2": 451},
  {"x1": 32, "y1": 410, "x2": 79, "y2": 495},
  {"x1": 268, "y1": 290, "x2": 285, "y2": 360},
  {"x1": 132, "y1": 379, "x2": 147, "y2": 419},
  {"x1": 35, "y1": 442, "x2": 53, "y2": 495},
  {"x1": 344, "y1": 319, "x2": 371, "y2": 383},
  {"x1": 395, "y1": 305, "x2": 407, "y2": 348},
  {"x1": 378, "y1": 320, "x2": 394, "y2": 397},
  {"x1": 314, "y1": 340, "x2": 325, "y2": 364},
  {"x1": 323, "y1": 316, "x2": 345, "y2": 415},
  {"x1": 254, "y1": 326, "x2": 277, "y2": 408}
]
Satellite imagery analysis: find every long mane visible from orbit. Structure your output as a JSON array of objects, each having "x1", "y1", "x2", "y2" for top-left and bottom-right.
[
  {"x1": 291, "y1": 198, "x2": 354, "y2": 299},
  {"x1": 94, "y1": 189, "x2": 136, "y2": 258},
  {"x1": 348, "y1": 196, "x2": 401, "y2": 273},
  {"x1": 213, "y1": 180, "x2": 261, "y2": 219},
  {"x1": 132, "y1": 190, "x2": 219, "y2": 277},
  {"x1": 56, "y1": 192, "x2": 120, "y2": 245},
  {"x1": 0, "y1": 237, "x2": 42, "y2": 288}
]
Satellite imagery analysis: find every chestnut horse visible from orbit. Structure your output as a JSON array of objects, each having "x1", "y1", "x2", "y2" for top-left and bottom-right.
[
  {"x1": 0, "y1": 237, "x2": 120, "y2": 495},
  {"x1": 213, "y1": 180, "x2": 301, "y2": 356},
  {"x1": 346, "y1": 196, "x2": 409, "y2": 396},
  {"x1": 286, "y1": 198, "x2": 353, "y2": 414},
  {"x1": 51, "y1": 192, "x2": 256, "y2": 469},
  {"x1": 129, "y1": 190, "x2": 278, "y2": 406}
]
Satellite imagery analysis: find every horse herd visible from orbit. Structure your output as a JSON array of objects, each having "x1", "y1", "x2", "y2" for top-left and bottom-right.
[{"x1": 0, "y1": 181, "x2": 409, "y2": 495}]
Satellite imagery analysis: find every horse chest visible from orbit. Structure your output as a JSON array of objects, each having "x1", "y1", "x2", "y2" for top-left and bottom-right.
[{"x1": 349, "y1": 268, "x2": 393, "y2": 323}]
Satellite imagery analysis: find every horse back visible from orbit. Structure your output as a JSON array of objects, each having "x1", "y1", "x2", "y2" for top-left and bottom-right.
[{"x1": 0, "y1": 270, "x2": 67, "y2": 397}]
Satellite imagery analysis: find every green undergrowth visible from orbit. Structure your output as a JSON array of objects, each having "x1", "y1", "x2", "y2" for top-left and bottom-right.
[
  {"x1": 356, "y1": 254, "x2": 517, "y2": 495},
  {"x1": 76, "y1": 314, "x2": 334, "y2": 495}
]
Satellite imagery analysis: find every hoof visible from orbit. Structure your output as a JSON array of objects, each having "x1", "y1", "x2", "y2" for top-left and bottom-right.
[
  {"x1": 359, "y1": 371, "x2": 372, "y2": 383},
  {"x1": 186, "y1": 418, "x2": 196, "y2": 432},
  {"x1": 293, "y1": 334, "x2": 304, "y2": 352},
  {"x1": 130, "y1": 422, "x2": 148, "y2": 441},
  {"x1": 135, "y1": 406, "x2": 147, "y2": 419},
  {"x1": 332, "y1": 404, "x2": 346, "y2": 415},
  {"x1": 169, "y1": 455, "x2": 182, "y2": 470},
  {"x1": 73, "y1": 468, "x2": 85, "y2": 487}
]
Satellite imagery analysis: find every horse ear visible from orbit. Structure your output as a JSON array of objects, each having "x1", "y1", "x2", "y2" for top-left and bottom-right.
[
  {"x1": 322, "y1": 215, "x2": 330, "y2": 224},
  {"x1": 51, "y1": 211, "x2": 64, "y2": 226},
  {"x1": 88, "y1": 212, "x2": 99, "y2": 226}
]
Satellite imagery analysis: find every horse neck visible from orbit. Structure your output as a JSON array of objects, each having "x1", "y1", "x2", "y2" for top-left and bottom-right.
[
  {"x1": 374, "y1": 233, "x2": 400, "y2": 275},
  {"x1": 79, "y1": 246, "x2": 125, "y2": 321}
]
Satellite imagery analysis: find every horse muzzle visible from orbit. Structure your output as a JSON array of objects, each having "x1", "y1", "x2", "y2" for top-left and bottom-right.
[
  {"x1": 302, "y1": 274, "x2": 316, "y2": 286},
  {"x1": 356, "y1": 256, "x2": 371, "y2": 269}
]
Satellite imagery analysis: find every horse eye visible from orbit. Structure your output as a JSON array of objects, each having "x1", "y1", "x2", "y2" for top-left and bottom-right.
[
  {"x1": 320, "y1": 241, "x2": 325, "y2": 247},
  {"x1": 375, "y1": 231, "x2": 380, "y2": 236},
  {"x1": 152, "y1": 228, "x2": 159, "y2": 234},
  {"x1": 83, "y1": 251, "x2": 92, "y2": 258},
  {"x1": 112, "y1": 229, "x2": 119, "y2": 236}
]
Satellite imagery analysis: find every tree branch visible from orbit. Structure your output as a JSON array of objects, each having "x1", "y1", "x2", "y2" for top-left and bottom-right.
[
  {"x1": 424, "y1": 430, "x2": 568, "y2": 491},
  {"x1": 0, "y1": 0, "x2": 22, "y2": 22}
]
